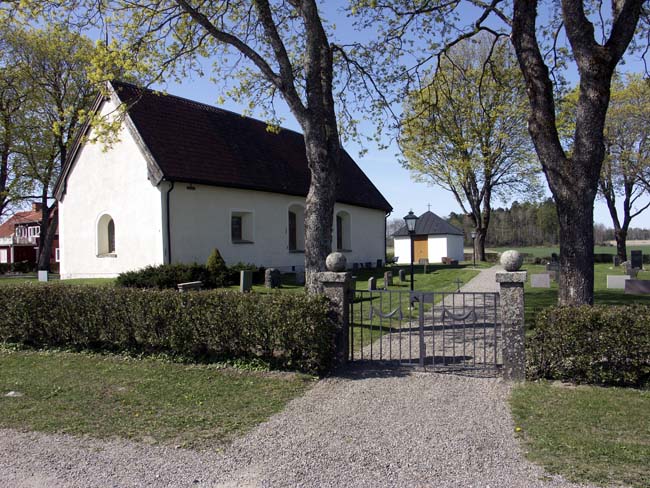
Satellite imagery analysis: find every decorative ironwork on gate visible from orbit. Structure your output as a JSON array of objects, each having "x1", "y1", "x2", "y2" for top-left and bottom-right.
[{"x1": 349, "y1": 289, "x2": 501, "y2": 371}]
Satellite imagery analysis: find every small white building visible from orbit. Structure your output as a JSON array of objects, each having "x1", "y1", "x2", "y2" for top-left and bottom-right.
[
  {"x1": 55, "y1": 81, "x2": 392, "y2": 279},
  {"x1": 393, "y1": 211, "x2": 464, "y2": 264}
]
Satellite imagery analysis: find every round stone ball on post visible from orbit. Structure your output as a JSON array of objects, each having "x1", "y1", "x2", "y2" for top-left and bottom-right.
[
  {"x1": 500, "y1": 250, "x2": 523, "y2": 272},
  {"x1": 326, "y1": 252, "x2": 347, "y2": 272}
]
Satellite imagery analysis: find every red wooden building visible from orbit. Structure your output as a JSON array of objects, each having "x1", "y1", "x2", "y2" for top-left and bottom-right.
[{"x1": 0, "y1": 203, "x2": 59, "y2": 271}]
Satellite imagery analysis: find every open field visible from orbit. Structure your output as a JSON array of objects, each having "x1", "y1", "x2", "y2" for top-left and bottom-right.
[
  {"x1": 511, "y1": 382, "x2": 650, "y2": 488},
  {"x1": 0, "y1": 349, "x2": 313, "y2": 449},
  {"x1": 490, "y1": 245, "x2": 650, "y2": 258}
]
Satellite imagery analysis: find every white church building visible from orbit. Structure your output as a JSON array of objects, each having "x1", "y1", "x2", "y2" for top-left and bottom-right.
[{"x1": 55, "y1": 81, "x2": 392, "y2": 279}]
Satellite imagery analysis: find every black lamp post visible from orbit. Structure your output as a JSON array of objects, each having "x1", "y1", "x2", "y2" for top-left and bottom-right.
[
  {"x1": 404, "y1": 210, "x2": 419, "y2": 291},
  {"x1": 471, "y1": 231, "x2": 477, "y2": 268}
]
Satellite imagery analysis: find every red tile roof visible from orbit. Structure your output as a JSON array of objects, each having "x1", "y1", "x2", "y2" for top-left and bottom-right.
[
  {"x1": 0, "y1": 209, "x2": 43, "y2": 238},
  {"x1": 61, "y1": 81, "x2": 391, "y2": 212}
]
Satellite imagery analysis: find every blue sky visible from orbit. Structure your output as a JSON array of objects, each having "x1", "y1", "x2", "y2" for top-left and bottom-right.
[{"x1": 125, "y1": 3, "x2": 650, "y2": 229}]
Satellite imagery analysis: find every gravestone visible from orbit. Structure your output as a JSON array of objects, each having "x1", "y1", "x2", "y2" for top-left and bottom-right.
[
  {"x1": 418, "y1": 258, "x2": 429, "y2": 265},
  {"x1": 264, "y1": 268, "x2": 281, "y2": 288},
  {"x1": 399, "y1": 269, "x2": 406, "y2": 282},
  {"x1": 38, "y1": 270, "x2": 48, "y2": 282},
  {"x1": 365, "y1": 262, "x2": 372, "y2": 268},
  {"x1": 352, "y1": 262, "x2": 359, "y2": 270},
  {"x1": 612, "y1": 255, "x2": 621, "y2": 267},
  {"x1": 623, "y1": 261, "x2": 639, "y2": 278},
  {"x1": 631, "y1": 250, "x2": 643, "y2": 269},
  {"x1": 423, "y1": 264, "x2": 429, "y2": 275},
  {"x1": 606, "y1": 275, "x2": 630, "y2": 289},
  {"x1": 368, "y1": 277, "x2": 377, "y2": 291},
  {"x1": 530, "y1": 273, "x2": 550, "y2": 288},
  {"x1": 376, "y1": 259, "x2": 383, "y2": 268},
  {"x1": 239, "y1": 270, "x2": 252, "y2": 292},
  {"x1": 384, "y1": 271, "x2": 393, "y2": 288},
  {"x1": 295, "y1": 271, "x2": 305, "y2": 286},
  {"x1": 625, "y1": 279, "x2": 650, "y2": 294},
  {"x1": 545, "y1": 262, "x2": 560, "y2": 282}
]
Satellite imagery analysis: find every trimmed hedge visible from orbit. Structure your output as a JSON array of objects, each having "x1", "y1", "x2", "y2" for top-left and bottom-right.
[
  {"x1": 116, "y1": 263, "x2": 225, "y2": 289},
  {"x1": 527, "y1": 305, "x2": 650, "y2": 388},
  {"x1": 0, "y1": 285, "x2": 336, "y2": 375}
]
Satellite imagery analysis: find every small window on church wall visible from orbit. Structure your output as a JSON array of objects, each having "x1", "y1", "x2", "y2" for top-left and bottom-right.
[
  {"x1": 231, "y1": 211, "x2": 254, "y2": 243},
  {"x1": 97, "y1": 214, "x2": 116, "y2": 256},
  {"x1": 335, "y1": 211, "x2": 351, "y2": 251},
  {"x1": 287, "y1": 204, "x2": 305, "y2": 252}
]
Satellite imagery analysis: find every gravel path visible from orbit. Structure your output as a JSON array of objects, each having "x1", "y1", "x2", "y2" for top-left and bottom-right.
[
  {"x1": 1, "y1": 365, "x2": 593, "y2": 488},
  {"x1": 459, "y1": 264, "x2": 503, "y2": 293}
]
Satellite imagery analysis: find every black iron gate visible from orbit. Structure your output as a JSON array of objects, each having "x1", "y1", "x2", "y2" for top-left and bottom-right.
[{"x1": 349, "y1": 289, "x2": 501, "y2": 371}]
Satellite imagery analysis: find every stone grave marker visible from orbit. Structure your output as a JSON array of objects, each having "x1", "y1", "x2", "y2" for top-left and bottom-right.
[
  {"x1": 365, "y1": 262, "x2": 372, "y2": 268},
  {"x1": 606, "y1": 275, "x2": 630, "y2": 289},
  {"x1": 399, "y1": 269, "x2": 406, "y2": 282},
  {"x1": 265, "y1": 268, "x2": 281, "y2": 288},
  {"x1": 295, "y1": 271, "x2": 305, "y2": 285},
  {"x1": 423, "y1": 264, "x2": 429, "y2": 274},
  {"x1": 384, "y1": 271, "x2": 393, "y2": 288},
  {"x1": 376, "y1": 259, "x2": 383, "y2": 268},
  {"x1": 38, "y1": 270, "x2": 48, "y2": 282},
  {"x1": 545, "y1": 262, "x2": 560, "y2": 282},
  {"x1": 352, "y1": 262, "x2": 359, "y2": 270},
  {"x1": 612, "y1": 255, "x2": 621, "y2": 267},
  {"x1": 240, "y1": 270, "x2": 252, "y2": 292},
  {"x1": 625, "y1": 279, "x2": 650, "y2": 294},
  {"x1": 368, "y1": 277, "x2": 377, "y2": 291},
  {"x1": 530, "y1": 273, "x2": 551, "y2": 288},
  {"x1": 418, "y1": 258, "x2": 429, "y2": 265},
  {"x1": 631, "y1": 250, "x2": 643, "y2": 269},
  {"x1": 623, "y1": 261, "x2": 639, "y2": 278}
]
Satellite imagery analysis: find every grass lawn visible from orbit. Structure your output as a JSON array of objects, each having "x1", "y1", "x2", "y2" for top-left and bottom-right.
[
  {"x1": 0, "y1": 349, "x2": 313, "y2": 449},
  {"x1": 490, "y1": 244, "x2": 650, "y2": 257},
  {"x1": 510, "y1": 382, "x2": 650, "y2": 488},
  {"x1": 0, "y1": 274, "x2": 115, "y2": 286},
  {"x1": 522, "y1": 262, "x2": 650, "y2": 327}
]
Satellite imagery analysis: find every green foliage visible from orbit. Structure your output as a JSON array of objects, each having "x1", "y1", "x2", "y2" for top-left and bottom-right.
[
  {"x1": 527, "y1": 305, "x2": 650, "y2": 388},
  {"x1": 0, "y1": 285, "x2": 336, "y2": 375},
  {"x1": 206, "y1": 248, "x2": 226, "y2": 274},
  {"x1": 116, "y1": 263, "x2": 212, "y2": 289},
  {"x1": 400, "y1": 34, "x2": 539, "y2": 225}
]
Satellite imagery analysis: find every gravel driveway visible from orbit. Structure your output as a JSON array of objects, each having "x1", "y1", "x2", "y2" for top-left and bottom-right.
[{"x1": 1, "y1": 363, "x2": 593, "y2": 488}]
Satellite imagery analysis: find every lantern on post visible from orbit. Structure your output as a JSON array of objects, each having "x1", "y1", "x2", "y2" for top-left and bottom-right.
[{"x1": 403, "y1": 210, "x2": 419, "y2": 291}]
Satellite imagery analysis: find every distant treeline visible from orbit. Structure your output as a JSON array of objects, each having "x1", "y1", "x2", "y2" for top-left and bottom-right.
[{"x1": 447, "y1": 199, "x2": 650, "y2": 247}]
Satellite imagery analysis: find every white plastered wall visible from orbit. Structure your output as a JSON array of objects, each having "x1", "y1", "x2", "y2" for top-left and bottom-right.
[
  {"x1": 58, "y1": 98, "x2": 165, "y2": 279},
  {"x1": 169, "y1": 183, "x2": 386, "y2": 270},
  {"x1": 394, "y1": 234, "x2": 465, "y2": 264}
]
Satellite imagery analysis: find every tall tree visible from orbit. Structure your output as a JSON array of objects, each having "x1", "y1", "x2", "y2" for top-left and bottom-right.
[
  {"x1": 598, "y1": 74, "x2": 650, "y2": 262},
  {"x1": 353, "y1": 0, "x2": 646, "y2": 305},
  {"x1": 15, "y1": 0, "x2": 351, "y2": 291},
  {"x1": 399, "y1": 34, "x2": 538, "y2": 261},
  {"x1": 511, "y1": 0, "x2": 644, "y2": 305},
  {"x1": 2, "y1": 24, "x2": 97, "y2": 270}
]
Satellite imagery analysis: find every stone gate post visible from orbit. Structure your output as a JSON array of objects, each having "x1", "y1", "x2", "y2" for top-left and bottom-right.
[
  {"x1": 314, "y1": 252, "x2": 352, "y2": 367},
  {"x1": 496, "y1": 250, "x2": 527, "y2": 381}
]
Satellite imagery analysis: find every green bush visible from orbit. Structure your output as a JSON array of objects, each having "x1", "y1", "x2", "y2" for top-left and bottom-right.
[
  {"x1": 527, "y1": 305, "x2": 650, "y2": 388},
  {"x1": 0, "y1": 263, "x2": 9, "y2": 274},
  {"x1": 11, "y1": 260, "x2": 34, "y2": 273},
  {"x1": 116, "y1": 263, "x2": 228, "y2": 289},
  {"x1": 0, "y1": 285, "x2": 336, "y2": 375}
]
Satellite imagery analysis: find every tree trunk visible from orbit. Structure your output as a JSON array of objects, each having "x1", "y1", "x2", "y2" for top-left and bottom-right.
[
  {"x1": 303, "y1": 124, "x2": 340, "y2": 293},
  {"x1": 615, "y1": 228, "x2": 627, "y2": 262},
  {"x1": 474, "y1": 228, "x2": 487, "y2": 261},
  {"x1": 555, "y1": 195, "x2": 595, "y2": 305},
  {"x1": 37, "y1": 190, "x2": 56, "y2": 272}
]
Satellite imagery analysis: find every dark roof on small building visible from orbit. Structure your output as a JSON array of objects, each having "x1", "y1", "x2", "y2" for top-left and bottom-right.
[
  {"x1": 57, "y1": 81, "x2": 391, "y2": 212},
  {"x1": 393, "y1": 211, "x2": 463, "y2": 237}
]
